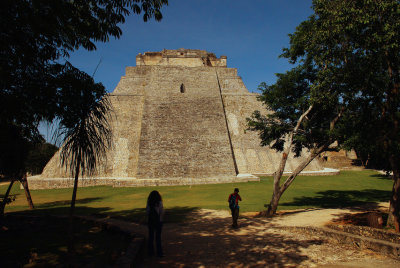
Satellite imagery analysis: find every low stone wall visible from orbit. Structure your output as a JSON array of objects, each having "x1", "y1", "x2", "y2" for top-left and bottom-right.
[
  {"x1": 27, "y1": 168, "x2": 340, "y2": 190},
  {"x1": 282, "y1": 226, "x2": 400, "y2": 260},
  {"x1": 326, "y1": 224, "x2": 400, "y2": 244},
  {"x1": 25, "y1": 176, "x2": 115, "y2": 190},
  {"x1": 254, "y1": 168, "x2": 340, "y2": 177},
  {"x1": 113, "y1": 176, "x2": 259, "y2": 187},
  {"x1": 26, "y1": 175, "x2": 260, "y2": 190}
]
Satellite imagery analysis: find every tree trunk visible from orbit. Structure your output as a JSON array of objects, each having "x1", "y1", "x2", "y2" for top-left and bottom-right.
[
  {"x1": 267, "y1": 191, "x2": 282, "y2": 216},
  {"x1": 19, "y1": 173, "x2": 34, "y2": 209},
  {"x1": 0, "y1": 180, "x2": 15, "y2": 217},
  {"x1": 280, "y1": 145, "x2": 328, "y2": 193},
  {"x1": 267, "y1": 151, "x2": 289, "y2": 216},
  {"x1": 68, "y1": 163, "x2": 80, "y2": 256},
  {"x1": 266, "y1": 105, "x2": 314, "y2": 216},
  {"x1": 388, "y1": 156, "x2": 400, "y2": 232},
  {"x1": 266, "y1": 144, "x2": 327, "y2": 216},
  {"x1": 384, "y1": 53, "x2": 399, "y2": 232},
  {"x1": 265, "y1": 104, "x2": 342, "y2": 217}
]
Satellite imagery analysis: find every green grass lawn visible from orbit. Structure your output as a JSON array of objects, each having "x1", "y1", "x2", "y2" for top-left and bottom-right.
[{"x1": 1, "y1": 170, "x2": 394, "y2": 222}]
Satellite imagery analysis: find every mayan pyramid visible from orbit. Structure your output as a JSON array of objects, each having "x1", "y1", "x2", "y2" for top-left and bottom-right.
[{"x1": 35, "y1": 49, "x2": 325, "y2": 189}]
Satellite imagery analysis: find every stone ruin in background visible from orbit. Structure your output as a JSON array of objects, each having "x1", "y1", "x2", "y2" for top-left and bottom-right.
[{"x1": 31, "y1": 49, "x2": 334, "y2": 189}]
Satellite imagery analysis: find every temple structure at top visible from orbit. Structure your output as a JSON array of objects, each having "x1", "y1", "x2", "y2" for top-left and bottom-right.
[{"x1": 136, "y1": 48, "x2": 227, "y2": 67}]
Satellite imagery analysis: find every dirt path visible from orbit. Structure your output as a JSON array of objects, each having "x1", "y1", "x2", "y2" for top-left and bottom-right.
[{"x1": 138, "y1": 207, "x2": 399, "y2": 268}]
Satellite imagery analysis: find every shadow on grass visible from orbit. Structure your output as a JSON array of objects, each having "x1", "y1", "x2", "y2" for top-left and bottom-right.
[
  {"x1": 0, "y1": 193, "x2": 18, "y2": 201},
  {"x1": 281, "y1": 189, "x2": 391, "y2": 209},
  {"x1": 104, "y1": 206, "x2": 200, "y2": 224},
  {"x1": 0, "y1": 185, "x2": 21, "y2": 199},
  {"x1": 6, "y1": 204, "x2": 200, "y2": 225},
  {"x1": 6, "y1": 205, "x2": 113, "y2": 218},
  {"x1": 0, "y1": 193, "x2": 19, "y2": 199},
  {"x1": 371, "y1": 174, "x2": 393, "y2": 180},
  {"x1": 38, "y1": 197, "x2": 104, "y2": 208}
]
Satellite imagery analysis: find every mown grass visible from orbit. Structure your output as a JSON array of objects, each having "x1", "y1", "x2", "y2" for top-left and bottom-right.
[{"x1": 1, "y1": 170, "x2": 393, "y2": 222}]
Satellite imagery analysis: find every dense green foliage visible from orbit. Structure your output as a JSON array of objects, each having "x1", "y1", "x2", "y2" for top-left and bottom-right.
[
  {"x1": 249, "y1": 0, "x2": 399, "y2": 226},
  {"x1": 250, "y1": 0, "x2": 400, "y2": 160},
  {"x1": 25, "y1": 142, "x2": 58, "y2": 175},
  {"x1": 249, "y1": 64, "x2": 338, "y2": 157},
  {"x1": 283, "y1": 0, "x2": 399, "y2": 166}
]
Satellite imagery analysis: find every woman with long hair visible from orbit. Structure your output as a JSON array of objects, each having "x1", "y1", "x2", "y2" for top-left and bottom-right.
[{"x1": 146, "y1": 190, "x2": 164, "y2": 257}]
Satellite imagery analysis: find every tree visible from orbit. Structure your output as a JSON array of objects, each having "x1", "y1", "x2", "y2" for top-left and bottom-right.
[
  {"x1": 53, "y1": 63, "x2": 112, "y2": 255},
  {"x1": 1, "y1": 0, "x2": 168, "y2": 136},
  {"x1": 338, "y1": 108, "x2": 392, "y2": 170},
  {"x1": 0, "y1": 123, "x2": 34, "y2": 216},
  {"x1": 1, "y1": 0, "x2": 168, "y2": 214},
  {"x1": 25, "y1": 141, "x2": 58, "y2": 176},
  {"x1": 248, "y1": 65, "x2": 345, "y2": 216},
  {"x1": 250, "y1": 0, "x2": 400, "y2": 230}
]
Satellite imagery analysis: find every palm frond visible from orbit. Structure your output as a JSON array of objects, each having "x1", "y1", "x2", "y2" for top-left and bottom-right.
[
  {"x1": 59, "y1": 95, "x2": 113, "y2": 177},
  {"x1": 53, "y1": 62, "x2": 113, "y2": 177}
]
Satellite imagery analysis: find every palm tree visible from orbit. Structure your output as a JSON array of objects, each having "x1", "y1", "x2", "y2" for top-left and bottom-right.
[{"x1": 55, "y1": 62, "x2": 113, "y2": 255}]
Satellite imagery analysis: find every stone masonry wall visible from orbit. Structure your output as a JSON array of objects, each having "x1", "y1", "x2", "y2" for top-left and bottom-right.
[
  {"x1": 218, "y1": 67, "x2": 322, "y2": 175},
  {"x1": 108, "y1": 95, "x2": 144, "y2": 177},
  {"x1": 41, "y1": 81, "x2": 146, "y2": 178},
  {"x1": 135, "y1": 66, "x2": 236, "y2": 179}
]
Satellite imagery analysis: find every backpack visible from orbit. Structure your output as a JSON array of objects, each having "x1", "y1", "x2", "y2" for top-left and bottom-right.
[
  {"x1": 229, "y1": 194, "x2": 236, "y2": 210},
  {"x1": 148, "y1": 206, "x2": 160, "y2": 226}
]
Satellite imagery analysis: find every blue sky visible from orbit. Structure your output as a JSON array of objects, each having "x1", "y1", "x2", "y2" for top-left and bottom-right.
[
  {"x1": 68, "y1": 0, "x2": 313, "y2": 93},
  {"x1": 41, "y1": 0, "x2": 314, "y2": 142}
]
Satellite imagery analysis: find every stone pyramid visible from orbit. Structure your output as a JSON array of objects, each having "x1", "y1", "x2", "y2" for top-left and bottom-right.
[{"x1": 35, "y1": 49, "x2": 325, "y2": 189}]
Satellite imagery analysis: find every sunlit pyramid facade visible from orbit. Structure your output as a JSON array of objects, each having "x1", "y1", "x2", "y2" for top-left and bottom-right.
[{"x1": 36, "y1": 49, "x2": 325, "y2": 188}]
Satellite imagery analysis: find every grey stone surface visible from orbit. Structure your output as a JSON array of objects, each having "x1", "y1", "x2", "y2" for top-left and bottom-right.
[{"x1": 38, "y1": 49, "x2": 325, "y2": 188}]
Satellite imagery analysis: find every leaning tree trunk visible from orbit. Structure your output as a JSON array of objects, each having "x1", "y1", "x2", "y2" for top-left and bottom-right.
[
  {"x1": 266, "y1": 105, "x2": 314, "y2": 216},
  {"x1": 267, "y1": 150, "x2": 291, "y2": 216},
  {"x1": 267, "y1": 144, "x2": 327, "y2": 216},
  {"x1": 0, "y1": 180, "x2": 15, "y2": 217},
  {"x1": 19, "y1": 173, "x2": 34, "y2": 209},
  {"x1": 266, "y1": 105, "x2": 344, "y2": 217},
  {"x1": 68, "y1": 160, "x2": 81, "y2": 256}
]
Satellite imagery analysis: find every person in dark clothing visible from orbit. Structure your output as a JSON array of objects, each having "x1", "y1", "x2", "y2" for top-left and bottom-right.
[
  {"x1": 228, "y1": 188, "x2": 242, "y2": 228},
  {"x1": 146, "y1": 190, "x2": 164, "y2": 257}
]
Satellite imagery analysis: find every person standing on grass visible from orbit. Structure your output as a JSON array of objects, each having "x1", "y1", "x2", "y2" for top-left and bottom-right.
[
  {"x1": 146, "y1": 190, "x2": 164, "y2": 257},
  {"x1": 228, "y1": 188, "x2": 242, "y2": 228}
]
